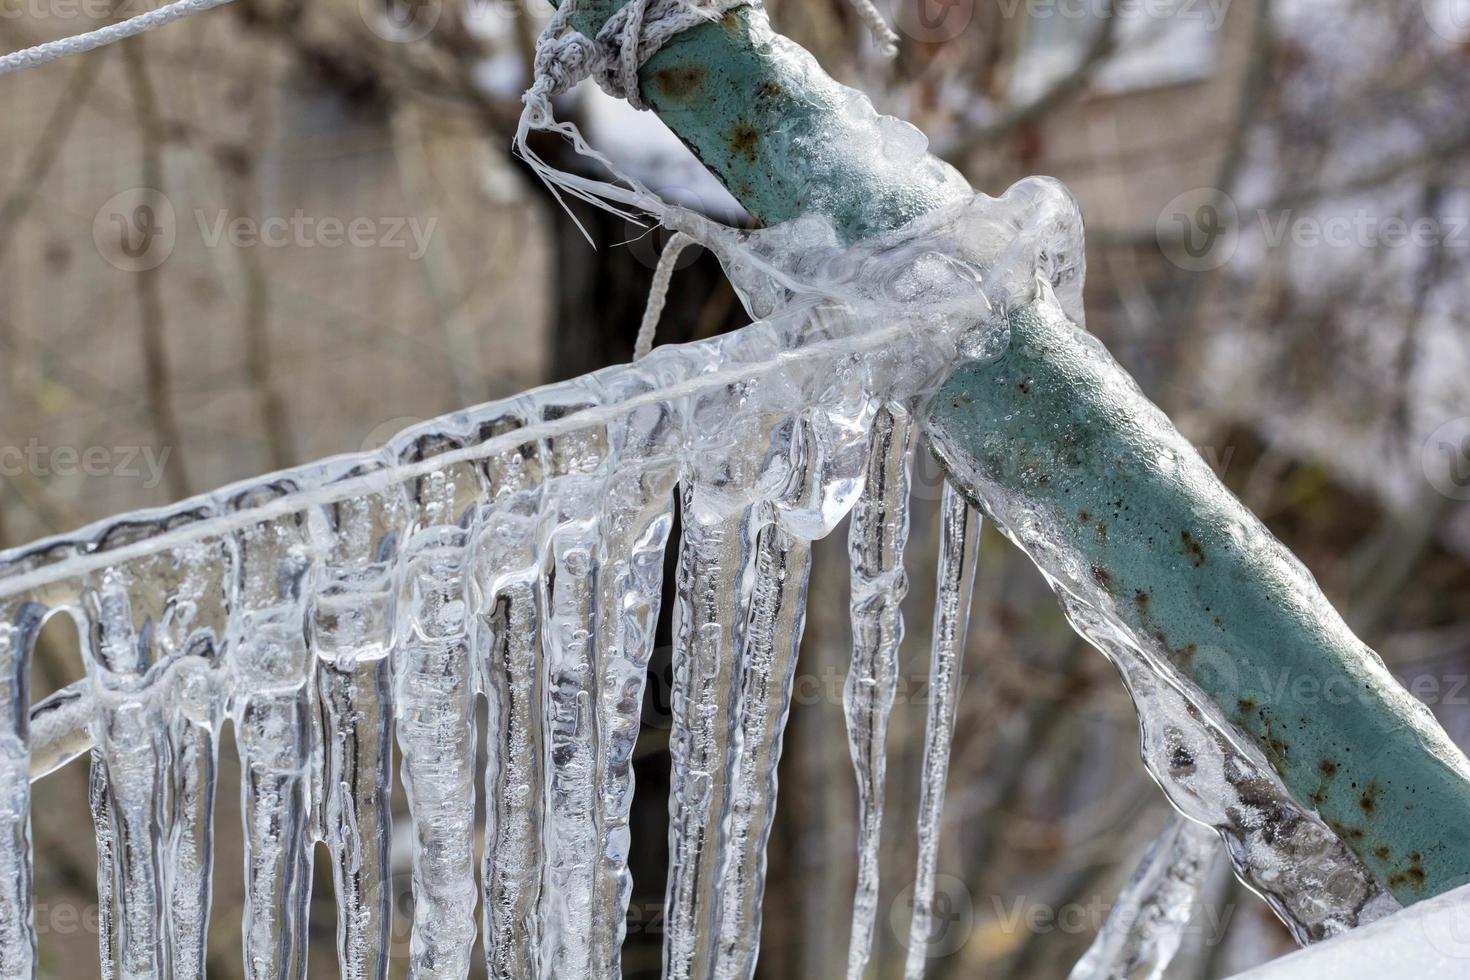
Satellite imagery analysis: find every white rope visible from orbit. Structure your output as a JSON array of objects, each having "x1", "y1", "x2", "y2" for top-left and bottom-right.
[
  {"x1": 0, "y1": 0, "x2": 235, "y2": 78},
  {"x1": 633, "y1": 231, "x2": 695, "y2": 360},
  {"x1": 847, "y1": 0, "x2": 899, "y2": 59}
]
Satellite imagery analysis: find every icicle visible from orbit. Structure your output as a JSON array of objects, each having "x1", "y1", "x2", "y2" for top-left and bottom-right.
[
  {"x1": 76, "y1": 538, "x2": 232, "y2": 980},
  {"x1": 842, "y1": 405, "x2": 916, "y2": 980},
  {"x1": 165, "y1": 661, "x2": 220, "y2": 980},
  {"x1": 478, "y1": 564, "x2": 544, "y2": 977},
  {"x1": 309, "y1": 556, "x2": 395, "y2": 980},
  {"x1": 1069, "y1": 812, "x2": 1219, "y2": 980},
  {"x1": 235, "y1": 624, "x2": 314, "y2": 980},
  {"x1": 90, "y1": 747, "x2": 118, "y2": 980},
  {"x1": 904, "y1": 481, "x2": 980, "y2": 980},
  {"x1": 88, "y1": 572, "x2": 169, "y2": 980},
  {"x1": 713, "y1": 523, "x2": 813, "y2": 980},
  {"x1": 310, "y1": 484, "x2": 412, "y2": 980},
  {"x1": 663, "y1": 491, "x2": 752, "y2": 980},
  {"x1": 232, "y1": 515, "x2": 315, "y2": 980},
  {"x1": 0, "y1": 599, "x2": 41, "y2": 978},
  {"x1": 395, "y1": 485, "x2": 479, "y2": 977},
  {"x1": 474, "y1": 433, "x2": 548, "y2": 978},
  {"x1": 538, "y1": 482, "x2": 603, "y2": 975},
  {"x1": 590, "y1": 463, "x2": 677, "y2": 975},
  {"x1": 161, "y1": 541, "x2": 229, "y2": 980}
]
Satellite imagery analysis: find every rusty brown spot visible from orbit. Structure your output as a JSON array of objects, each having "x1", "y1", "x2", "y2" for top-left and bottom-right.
[
  {"x1": 1388, "y1": 852, "x2": 1428, "y2": 892},
  {"x1": 1017, "y1": 380, "x2": 1031, "y2": 394},
  {"x1": 1375, "y1": 846, "x2": 1391, "y2": 862},
  {"x1": 1134, "y1": 589, "x2": 1150, "y2": 611},
  {"x1": 757, "y1": 80, "x2": 782, "y2": 100},
  {"x1": 1078, "y1": 509, "x2": 1091, "y2": 524},
  {"x1": 1359, "y1": 783, "x2": 1382, "y2": 816},
  {"x1": 1318, "y1": 759, "x2": 1339, "y2": 778},
  {"x1": 653, "y1": 65, "x2": 707, "y2": 102},
  {"x1": 729, "y1": 123, "x2": 760, "y2": 163},
  {"x1": 1179, "y1": 530, "x2": 1206, "y2": 567},
  {"x1": 1237, "y1": 698, "x2": 1257, "y2": 714},
  {"x1": 1090, "y1": 565, "x2": 1114, "y2": 592}
]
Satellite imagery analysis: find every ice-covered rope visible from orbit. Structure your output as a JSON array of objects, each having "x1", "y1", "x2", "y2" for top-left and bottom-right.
[
  {"x1": 0, "y1": 0, "x2": 234, "y2": 77},
  {"x1": 633, "y1": 231, "x2": 695, "y2": 360}
]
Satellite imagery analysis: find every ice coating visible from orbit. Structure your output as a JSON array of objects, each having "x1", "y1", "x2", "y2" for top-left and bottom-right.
[
  {"x1": 0, "y1": 169, "x2": 1402, "y2": 977},
  {"x1": 969, "y1": 482, "x2": 1401, "y2": 942},
  {"x1": 1069, "y1": 812, "x2": 1219, "y2": 980}
]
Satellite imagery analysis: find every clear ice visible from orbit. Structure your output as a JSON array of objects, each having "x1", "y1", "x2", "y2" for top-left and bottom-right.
[
  {"x1": 0, "y1": 132, "x2": 1412, "y2": 980},
  {"x1": 1069, "y1": 812, "x2": 1219, "y2": 980}
]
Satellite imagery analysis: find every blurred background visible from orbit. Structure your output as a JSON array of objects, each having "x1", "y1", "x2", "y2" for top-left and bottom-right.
[{"x1": 3, "y1": 0, "x2": 1469, "y2": 976}]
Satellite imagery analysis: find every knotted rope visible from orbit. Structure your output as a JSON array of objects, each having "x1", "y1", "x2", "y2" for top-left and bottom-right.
[{"x1": 513, "y1": 0, "x2": 899, "y2": 243}]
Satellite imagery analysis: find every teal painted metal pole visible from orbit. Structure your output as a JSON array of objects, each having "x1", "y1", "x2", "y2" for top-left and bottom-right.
[
  {"x1": 558, "y1": 2, "x2": 1470, "y2": 904},
  {"x1": 926, "y1": 303, "x2": 1470, "y2": 904}
]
